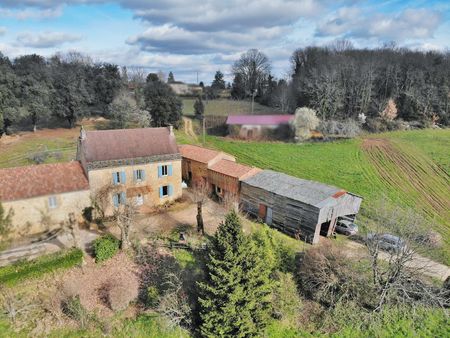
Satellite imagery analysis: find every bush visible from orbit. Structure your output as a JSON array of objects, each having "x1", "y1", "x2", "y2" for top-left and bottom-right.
[
  {"x1": 319, "y1": 119, "x2": 361, "y2": 138},
  {"x1": 108, "y1": 280, "x2": 138, "y2": 311},
  {"x1": 0, "y1": 248, "x2": 83, "y2": 286},
  {"x1": 93, "y1": 234, "x2": 120, "y2": 263},
  {"x1": 62, "y1": 295, "x2": 91, "y2": 329},
  {"x1": 146, "y1": 286, "x2": 160, "y2": 307},
  {"x1": 272, "y1": 271, "x2": 302, "y2": 325}
]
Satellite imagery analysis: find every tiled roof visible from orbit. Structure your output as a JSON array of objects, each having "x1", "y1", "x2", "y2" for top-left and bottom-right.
[
  {"x1": 209, "y1": 159, "x2": 261, "y2": 180},
  {"x1": 0, "y1": 162, "x2": 89, "y2": 202},
  {"x1": 179, "y1": 145, "x2": 225, "y2": 164},
  {"x1": 226, "y1": 114, "x2": 294, "y2": 125},
  {"x1": 82, "y1": 127, "x2": 178, "y2": 162}
]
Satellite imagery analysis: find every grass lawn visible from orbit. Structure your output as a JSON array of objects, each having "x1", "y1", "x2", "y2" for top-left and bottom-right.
[{"x1": 182, "y1": 98, "x2": 279, "y2": 116}]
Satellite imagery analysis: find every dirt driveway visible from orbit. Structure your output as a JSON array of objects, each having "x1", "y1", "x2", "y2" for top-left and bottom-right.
[{"x1": 345, "y1": 240, "x2": 450, "y2": 281}]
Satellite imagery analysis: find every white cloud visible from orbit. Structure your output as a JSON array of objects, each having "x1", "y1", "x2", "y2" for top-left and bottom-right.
[
  {"x1": 0, "y1": 6, "x2": 63, "y2": 19},
  {"x1": 0, "y1": 26, "x2": 6, "y2": 35},
  {"x1": 316, "y1": 7, "x2": 443, "y2": 41},
  {"x1": 16, "y1": 31, "x2": 82, "y2": 48}
]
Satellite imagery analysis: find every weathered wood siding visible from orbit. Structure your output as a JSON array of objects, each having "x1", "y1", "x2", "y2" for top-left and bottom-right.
[
  {"x1": 181, "y1": 159, "x2": 208, "y2": 185},
  {"x1": 240, "y1": 183, "x2": 321, "y2": 244},
  {"x1": 207, "y1": 170, "x2": 240, "y2": 196}
]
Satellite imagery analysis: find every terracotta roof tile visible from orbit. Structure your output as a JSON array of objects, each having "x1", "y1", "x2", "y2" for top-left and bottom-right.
[
  {"x1": 82, "y1": 127, "x2": 178, "y2": 162},
  {"x1": 179, "y1": 145, "x2": 224, "y2": 164},
  {"x1": 209, "y1": 159, "x2": 261, "y2": 180},
  {"x1": 0, "y1": 162, "x2": 89, "y2": 202}
]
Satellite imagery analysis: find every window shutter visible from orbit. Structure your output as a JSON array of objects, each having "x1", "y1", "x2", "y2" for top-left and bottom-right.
[
  {"x1": 121, "y1": 171, "x2": 126, "y2": 184},
  {"x1": 113, "y1": 194, "x2": 119, "y2": 207},
  {"x1": 168, "y1": 184, "x2": 173, "y2": 196},
  {"x1": 142, "y1": 169, "x2": 146, "y2": 180},
  {"x1": 158, "y1": 165, "x2": 162, "y2": 178},
  {"x1": 121, "y1": 192, "x2": 126, "y2": 204},
  {"x1": 168, "y1": 164, "x2": 173, "y2": 176},
  {"x1": 133, "y1": 170, "x2": 137, "y2": 181},
  {"x1": 112, "y1": 173, "x2": 117, "y2": 185},
  {"x1": 159, "y1": 186, "x2": 163, "y2": 198}
]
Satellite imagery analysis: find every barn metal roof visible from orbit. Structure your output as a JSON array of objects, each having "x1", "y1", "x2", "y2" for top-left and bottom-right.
[
  {"x1": 226, "y1": 115, "x2": 294, "y2": 125},
  {"x1": 242, "y1": 170, "x2": 344, "y2": 207}
]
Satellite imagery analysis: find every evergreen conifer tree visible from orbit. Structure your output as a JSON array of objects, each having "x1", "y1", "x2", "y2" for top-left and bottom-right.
[
  {"x1": 194, "y1": 95, "x2": 204, "y2": 120},
  {"x1": 198, "y1": 211, "x2": 273, "y2": 337}
]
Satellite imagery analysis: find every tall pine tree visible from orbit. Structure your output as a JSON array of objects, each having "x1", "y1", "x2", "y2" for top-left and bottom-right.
[{"x1": 198, "y1": 211, "x2": 273, "y2": 337}]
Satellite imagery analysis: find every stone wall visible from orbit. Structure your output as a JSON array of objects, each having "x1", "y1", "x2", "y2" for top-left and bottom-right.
[
  {"x1": 88, "y1": 159, "x2": 182, "y2": 216},
  {"x1": 3, "y1": 190, "x2": 90, "y2": 238}
]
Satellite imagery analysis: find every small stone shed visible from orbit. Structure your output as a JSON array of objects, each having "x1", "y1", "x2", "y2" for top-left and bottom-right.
[{"x1": 240, "y1": 170, "x2": 362, "y2": 244}]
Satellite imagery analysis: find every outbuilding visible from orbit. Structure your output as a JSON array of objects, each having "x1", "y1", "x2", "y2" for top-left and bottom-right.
[
  {"x1": 226, "y1": 114, "x2": 293, "y2": 139},
  {"x1": 240, "y1": 170, "x2": 362, "y2": 244}
]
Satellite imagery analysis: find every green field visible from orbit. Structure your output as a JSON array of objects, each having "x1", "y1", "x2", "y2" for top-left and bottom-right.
[
  {"x1": 177, "y1": 128, "x2": 450, "y2": 263},
  {"x1": 182, "y1": 98, "x2": 278, "y2": 116}
]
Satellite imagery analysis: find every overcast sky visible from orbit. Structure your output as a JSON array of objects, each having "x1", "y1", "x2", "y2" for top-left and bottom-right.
[{"x1": 0, "y1": 0, "x2": 449, "y2": 83}]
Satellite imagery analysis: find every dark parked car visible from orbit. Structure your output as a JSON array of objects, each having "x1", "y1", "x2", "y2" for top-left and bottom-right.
[
  {"x1": 366, "y1": 233, "x2": 407, "y2": 253},
  {"x1": 335, "y1": 219, "x2": 358, "y2": 236}
]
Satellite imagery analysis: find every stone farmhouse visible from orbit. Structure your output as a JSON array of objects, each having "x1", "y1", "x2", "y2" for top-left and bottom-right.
[
  {"x1": 0, "y1": 162, "x2": 90, "y2": 236},
  {"x1": 77, "y1": 126, "x2": 182, "y2": 216},
  {"x1": 0, "y1": 126, "x2": 182, "y2": 237}
]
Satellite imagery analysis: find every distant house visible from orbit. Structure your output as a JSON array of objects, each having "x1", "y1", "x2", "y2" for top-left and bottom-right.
[
  {"x1": 77, "y1": 126, "x2": 182, "y2": 216},
  {"x1": 226, "y1": 114, "x2": 294, "y2": 139},
  {"x1": 169, "y1": 82, "x2": 203, "y2": 96},
  {"x1": 0, "y1": 162, "x2": 90, "y2": 236},
  {"x1": 240, "y1": 170, "x2": 362, "y2": 244}
]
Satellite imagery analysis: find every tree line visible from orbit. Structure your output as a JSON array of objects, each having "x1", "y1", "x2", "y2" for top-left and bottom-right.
[{"x1": 229, "y1": 44, "x2": 450, "y2": 126}]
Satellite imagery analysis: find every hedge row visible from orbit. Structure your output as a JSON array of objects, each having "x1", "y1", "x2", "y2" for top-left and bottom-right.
[{"x1": 0, "y1": 248, "x2": 83, "y2": 286}]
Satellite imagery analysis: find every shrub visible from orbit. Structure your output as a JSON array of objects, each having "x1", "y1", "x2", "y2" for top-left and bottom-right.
[
  {"x1": 146, "y1": 286, "x2": 160, "y2": 307},
  {"x1": 0, "y1": 248, "x2": 83, "y2": 286},
  {"x1": 272, "y1": 271, "x2": 302, "y2": 325},
  {"x1": 62, "y1": 295, "x2": 90, "y2": 329},
  {"x1": 93, "y1": 234, "x2": 120, "y2": 263},
  {"x1": 319, "y1": 119, "x2": 361, "y2": 137},
  {"x1": 108, "y1": 280, "x2": 138, "y2": 312}
]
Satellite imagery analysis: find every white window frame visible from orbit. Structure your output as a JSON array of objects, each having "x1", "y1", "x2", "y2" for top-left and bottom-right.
[
  {"x1": 48, "y1": 196, "x2": 58, "y2": 209},
  {"x1": 161, "y1": 165, "x2": 168, "y2": 176},
  {"x1": 136, "y1": 194, "x2": 144, "y2": 206}
]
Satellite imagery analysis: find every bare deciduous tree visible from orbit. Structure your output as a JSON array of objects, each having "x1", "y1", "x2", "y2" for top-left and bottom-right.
[
  {"x1": 363, "y1": 200, "x2": 447, "y2": 310},
  {"x1": 232, "y1": 49, "x2": 271, "y2": 96},
  {"x1": 114, "y1": 200, "x2": 138, "y2": 250},
  {"x1": 291, "y1": 107, "x2": 320, "y2": 141},
  {"x1": 380, "y1": 98, "x2": 398, "y2": 121},
  {"x1": 191, "y1": 181, "x2": 209, "y2": 235}
]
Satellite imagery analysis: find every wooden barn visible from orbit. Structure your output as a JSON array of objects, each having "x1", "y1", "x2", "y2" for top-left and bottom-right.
[
  {"x1": 179, "y1": 145, "x2": 235, "y2": 185},
  {"x1": 208, "y1": 160, "x2": 261, "y2": 201},
  {"x1": 240, "y1": 170, "x2": 362, "y2": 244}
]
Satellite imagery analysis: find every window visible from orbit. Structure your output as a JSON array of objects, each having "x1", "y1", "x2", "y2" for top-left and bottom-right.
[
  {"x1": 48, "y1": 196, "x2": 57, "y2": 209},
  {"x1": 161, "y1": 165, "x2": 168, "y2": 176},
  {"x1": 113, "y1": 171, "x2": 126, "y2": 185},
  {"x1": 113, "y1": 192, "x2": 126, "y2": 207},
  {"x1": 135, "y1": 169, "x2": 145, "y2": 181},
  {"x1": 136, "y1": 194, "x2": 144, "y2": 206},
  {"x1": 216, "y1": 186, "x2": 222, "y2": 194},
  {"x1": 161, "y1": 185, "x2": 169, "y2": 197}
]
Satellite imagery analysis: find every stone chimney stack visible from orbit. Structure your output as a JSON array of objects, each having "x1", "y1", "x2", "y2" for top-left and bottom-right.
[{"x1": 168, "y1": 125, "x2": 173, "y2": 136}]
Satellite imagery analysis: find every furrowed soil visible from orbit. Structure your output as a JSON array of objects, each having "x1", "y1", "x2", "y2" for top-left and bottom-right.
[{"x1": 362, "y1": 138, "x2": 450, "y2": 240}]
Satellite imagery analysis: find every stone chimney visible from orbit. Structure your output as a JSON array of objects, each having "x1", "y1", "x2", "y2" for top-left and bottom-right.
[
  {"x1": 168, "y1": 125, "x2": 173, "y2": 136},
  {"x1": 80, "y1": 125, "x2": 86, "y2": 140}
]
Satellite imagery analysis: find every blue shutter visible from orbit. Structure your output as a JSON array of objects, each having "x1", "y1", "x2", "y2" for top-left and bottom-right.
[
  {"x1": 113, "y1": 194, "x2": 119, "y2": 207},
  {"x1": 158, "y1": 165, "x2": 162, "y2": 178},
  {"x1": 159, "y1": 186, "x2": 163, "y2": 198},
  {"x1": 168, "y1": 164, "x2": 173, "y2": 176},
  {"x1": 121, "y1": 171, "x2": 126, "y2": 184},
  {"x1": 141, "y1": 169, "x2": 146, "y2": 181},
  {"x1": 133, "y1": 170, "x2": 137, "y2": 181},
  {"x1": 121, "y1": 192, "x2": 126, "y2": 204},
  {"x1": 112, "y1": 173, "x2": 117, "y2": 185},
  {"x1": 168, "y1": 184, "x2": 173, "y2": 196}
]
